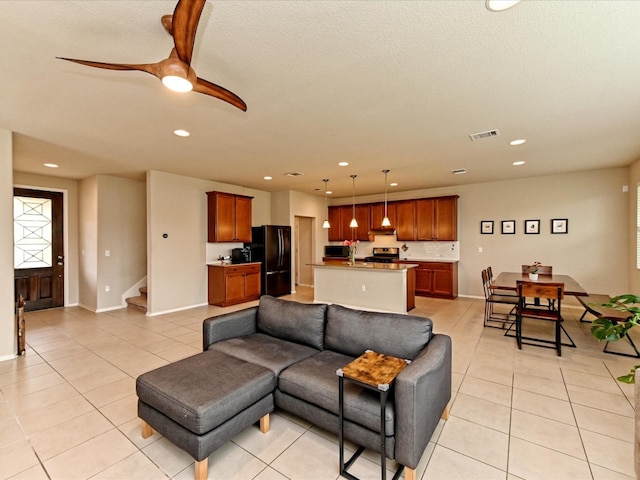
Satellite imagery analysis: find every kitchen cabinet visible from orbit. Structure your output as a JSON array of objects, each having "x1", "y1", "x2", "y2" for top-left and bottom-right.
[
  {"x1": 416, "y1": 196, "x2": 458, "y2": 241},
  {"x1": 396, "y1": 261, "x2": 458, "y2": 299},
  {"x1": 394, "y1": 200, "x2": 416, "y2": 241},
  {"x1": 208, "y1": 263, "x2": 261, "y2": 306},
  {"x1": 327, "y1": 205, "x2": 370, "y2": 241},
  {"x1": 369, "y1": 202, "x2": 397, "y2": 232},
  {"x1": 207, "y1": 191, "x2": 253, "y2": 242}
]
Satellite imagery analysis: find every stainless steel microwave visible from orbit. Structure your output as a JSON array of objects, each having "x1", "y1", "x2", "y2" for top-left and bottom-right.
[{"x1": 324, "y1": 245, "x2": 349, "y2": 257}]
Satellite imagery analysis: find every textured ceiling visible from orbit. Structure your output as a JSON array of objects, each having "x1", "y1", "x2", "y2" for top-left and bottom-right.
[{"x1": 3, "y1": 0, "x2": 640, "y2": 198}]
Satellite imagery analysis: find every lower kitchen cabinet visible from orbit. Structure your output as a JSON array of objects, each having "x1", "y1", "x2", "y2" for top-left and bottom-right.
[
  {"x1": 208, "y1": 263, "x2": 261, "y2": 306},
  {"x1": 397, "y1": 261, "x2": 458, "y2": 299}
]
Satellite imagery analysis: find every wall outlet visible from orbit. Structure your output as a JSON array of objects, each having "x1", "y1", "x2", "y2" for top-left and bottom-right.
[
  {"x1": 478, "y1": 247, "x2": 483, "y2": 253},
  {"x1": 105, "y1": 285, "x2": 110, "y2": 292},
  {"x1": 105, "y1": 250, "x2": 110, "y2": 257},
  {"x1": 361, "y1": 284, "x2": 366, "y2": 292}
]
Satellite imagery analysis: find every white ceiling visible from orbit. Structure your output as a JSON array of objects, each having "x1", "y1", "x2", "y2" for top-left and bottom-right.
[{"x1": 3, "y1": 0, "x2": 640, "y2": 197}]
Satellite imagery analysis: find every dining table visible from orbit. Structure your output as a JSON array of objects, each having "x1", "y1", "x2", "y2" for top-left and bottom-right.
[{"x1": 491, "y1": 272, "x2": 588, "y2": 297}]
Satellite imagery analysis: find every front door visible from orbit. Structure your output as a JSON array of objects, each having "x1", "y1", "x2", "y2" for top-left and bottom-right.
[{"x1": 13, "y1": 188, "x2": 64, "y2": 311}]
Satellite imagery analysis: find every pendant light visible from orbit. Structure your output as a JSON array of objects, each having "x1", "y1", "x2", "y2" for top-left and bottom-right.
[
  {"x1": 349, "y1": 174, "x2": 358, "y2": 228},
  {"x1": 381, "y1": 169, "x2": 391, "y2": 227},
  {"x1": 322, "y1": 179, "x2": 331, "y2": 229}
]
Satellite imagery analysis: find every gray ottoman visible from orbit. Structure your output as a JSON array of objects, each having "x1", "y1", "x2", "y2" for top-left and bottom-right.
[{"x1": 136, "y1": 350, "x2": 275, "y2": 480}]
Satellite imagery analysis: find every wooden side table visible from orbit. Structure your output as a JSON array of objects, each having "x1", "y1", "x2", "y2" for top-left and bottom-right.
[{"x1": 337, "y1": 350, "x2": 410, "y2": 480}]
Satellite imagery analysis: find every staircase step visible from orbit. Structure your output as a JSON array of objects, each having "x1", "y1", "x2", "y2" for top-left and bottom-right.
[
  {"x1": 126, "y1": 295, "x2": 147, "y2": 313},
  {"x1": 139, "y1": 286, "x2": 148, "y2": 296}
]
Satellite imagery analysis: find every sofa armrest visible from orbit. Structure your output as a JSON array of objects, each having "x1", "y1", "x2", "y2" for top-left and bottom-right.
[
  {"x1": 202, "y1": 306, "x2": 258, "y2": 351},
  {"x1": 394, "y1": 334, "x2": 452, "y2": 469}
]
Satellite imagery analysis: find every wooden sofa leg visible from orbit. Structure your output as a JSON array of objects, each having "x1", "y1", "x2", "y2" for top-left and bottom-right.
[
  {"x1": 195, "y1": 458, "x2": 208, "y2": 480},
  {"x1": 441, "y1": 404, "x2": 450, "y2": 421},
  {"x1": 141, "y1": 420, "x2": 153, "y2": 439},
  {"x1": 404, "y1": 466, "x2": 416, "y2": 480},
  {"x1": 259, "y1": 413, "x2": 270, "y2": 433}
]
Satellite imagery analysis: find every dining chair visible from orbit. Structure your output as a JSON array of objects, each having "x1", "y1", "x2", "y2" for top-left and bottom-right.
[
  {"x1": 481, "y1": 269, "x2": 518, "y2": 329},
  {"x1": 487, "y1": 266, "x2": 517, "y2": 297},
  {"x1": 514, "y1": 280, "x2": 575, "y2": 356},
  {"x1": 520, "y1": 264, "x2": 554, "y2": 308},
  {"x1": 521, "y1": 264, "x2": 553, "y2": 276}
]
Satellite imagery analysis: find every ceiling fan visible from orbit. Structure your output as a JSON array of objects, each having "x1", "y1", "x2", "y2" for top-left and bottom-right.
[{"x1": 57, "y1": 0, "x2": 247, "y2": 111}]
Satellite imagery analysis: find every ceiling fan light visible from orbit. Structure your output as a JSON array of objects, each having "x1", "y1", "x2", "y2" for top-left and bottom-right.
[
  {"x1": 381, "y1": 216, "x2": 391, "y2": 227},
  {"x1": 162, "y1": 75, "x2": 193, "y2": 92}
]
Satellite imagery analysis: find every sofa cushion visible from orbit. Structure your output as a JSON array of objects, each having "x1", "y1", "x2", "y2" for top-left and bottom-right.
[
  {"x1": 278, "y1": 350, "x2": 395, "y2": 434},
  {"x1": 209, "y1": 333, "x2": 319, "y2": 375},
  {"x1": 325, "y1": 304, "x2": 432, "y2": 360},
  {"x1": 257, "y1": 295, "x2": 327, "y2": 350}
]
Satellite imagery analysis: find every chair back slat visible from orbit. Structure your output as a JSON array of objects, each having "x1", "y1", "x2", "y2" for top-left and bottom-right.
[
  {"x1": 521, "y1": 264, "x2": 553, "y2": 275},
  {"x1": 517, "y1": 281, "x2": 564, "y2": 300}
]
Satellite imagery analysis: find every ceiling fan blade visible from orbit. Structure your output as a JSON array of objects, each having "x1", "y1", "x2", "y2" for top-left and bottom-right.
[
  {"x1": 57, "y1": 57, "x2": 161, "y2": 79},
  {"x1": 171, "y1": 0, "x2": 207, "y2": 65},
  {"x1": 193, "y1": 77, "x2": 247, "y2": 111}
]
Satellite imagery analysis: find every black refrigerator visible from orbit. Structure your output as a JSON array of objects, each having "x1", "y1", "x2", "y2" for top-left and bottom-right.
[{"x1": 246, "y1": 225, "x2": 291, "y2": 297}]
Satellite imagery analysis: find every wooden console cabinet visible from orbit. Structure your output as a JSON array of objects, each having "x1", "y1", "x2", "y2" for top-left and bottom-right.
[
  {"x1": 396, "y1": 261, "x2": 458, "y2": 299},
  {"x1": 208, "y1": 263, "x2": 261, "y2": 306},
  {"x1": 206, "y1": 191, "x2": 253, "y2": 243}
]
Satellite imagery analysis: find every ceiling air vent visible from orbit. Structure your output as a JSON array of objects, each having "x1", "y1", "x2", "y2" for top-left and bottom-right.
[
  {"x1": 451, "y1": 168, "x2": 467, "y2": 175},
  {"x1": 469, "y1": 129, "x2": 500, "y2": 141},
  {"x1": 284, "y1": 172, "x2": 304, "y2": 177}
]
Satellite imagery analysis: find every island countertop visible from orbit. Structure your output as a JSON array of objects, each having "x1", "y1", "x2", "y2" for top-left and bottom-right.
[{"x1": 310, "y1": 261, "x2": 418, "y2": 271}]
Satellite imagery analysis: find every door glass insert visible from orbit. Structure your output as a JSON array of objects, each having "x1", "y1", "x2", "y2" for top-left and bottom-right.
[{"x1": 14, "y1": 196, "x2": 53, "y2": 269}]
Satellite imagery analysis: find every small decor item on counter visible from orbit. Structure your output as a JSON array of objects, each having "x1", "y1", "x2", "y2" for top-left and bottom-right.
[
  {"x1": 341, "y1": 239, "x2": 359, "y2": 266},
  {"x1": 528, "y1": 261, "x2": 541, "y2": 280}
]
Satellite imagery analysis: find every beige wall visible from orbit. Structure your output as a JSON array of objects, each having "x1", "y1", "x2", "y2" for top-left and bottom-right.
[
  {"x1": 0, "y1": 130, "x2": 15, "y2": 360},
  {"x1": 147, "y1": 170, "x2": 271, "y2": 315},
  {"x1": 79, "y1": 176, "x2": 98, "y2": 310},
  {"x1": 96, "y1": 175, "x2": 146, "y2": 311},
  {"x1": 629, "y1": 159, "x2": 640, "y2": 294},
  {"x1": 13, "y1": 172, "x2": 80, "y2": 307}
]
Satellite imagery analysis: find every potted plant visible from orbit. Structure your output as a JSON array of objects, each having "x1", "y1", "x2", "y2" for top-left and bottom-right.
[
  {"x1": 590, "y1": 294, "x2": 640, "y2": 383},
  {"x1": 528, "y1": 261, "x2": 541, "y2": 280},
  {"x1": 590, "y1": 294, "x2": 640, "y2": 478}
]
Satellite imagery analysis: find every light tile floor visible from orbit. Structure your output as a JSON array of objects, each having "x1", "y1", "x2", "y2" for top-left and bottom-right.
[{"x1": 0, "y1": 288, "x2": 637, "y2": 480}]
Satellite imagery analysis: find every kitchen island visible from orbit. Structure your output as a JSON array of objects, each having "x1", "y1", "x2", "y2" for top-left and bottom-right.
[{"x1": 311, "y1": 261, "x2": 417, "y2": 314}]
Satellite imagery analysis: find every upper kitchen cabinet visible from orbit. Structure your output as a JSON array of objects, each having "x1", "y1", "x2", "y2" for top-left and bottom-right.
[
  {"x1": 327, "y1": 205, "x2": 370, "y2": 241},
  {"x1": 207, "y1": 191, "x2": 253, "y2": 242},
  {"x1": 394, "y1": 200, "x2": 416, "y2": 241},
  {"x1": 416, "y1": 196, "x2": 459, "y2": 241},
  {"x1": 370, "y1": 202, "x2": 397, "y2": 232}
]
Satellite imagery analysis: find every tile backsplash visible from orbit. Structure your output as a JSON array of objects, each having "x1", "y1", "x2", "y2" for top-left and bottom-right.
[{"x1": 334, "y1": 235, "x2": 460, "y2": 261}]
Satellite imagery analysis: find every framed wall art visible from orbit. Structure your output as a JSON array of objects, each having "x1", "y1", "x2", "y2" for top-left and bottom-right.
[
  {"x1": 551, "y1": 218, "x2": 568, "y2": 234},
  {"x1": 501, "y1": 220, "x2": 516, "y2": 234},
  {"x1": 481, "y1": 220, "x2": 494, "y2": 234},
  {"x1": 525, "y1": 219, "x2": 540, "y2": 234}
]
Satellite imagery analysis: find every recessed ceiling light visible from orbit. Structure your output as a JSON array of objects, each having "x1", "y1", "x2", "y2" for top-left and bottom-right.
[
  {"x1": 390, "y1": 182, "x2": 398, "y2": 187},
  {"x1": 173, "y1": 129, "x2": 190, "y2": 137},
  {"x1": 512, "y1": 161, "x2": 526, "y2": 166},
  {"x1": 510, "y1": 139, "x2": 527, "y2": 146},
  {"x1": 264, "y1": 176, "x2": 272, "y2": 180},
  {"x1": 338, "y1": 162, "x2": 349, "y2": 167},
  {"x1": 43, "y1": 163, "x2": 58, "y2": 168},
  {"x1": 486, "y1": 0, "x2": 521, "y2": 12},
  {"x1": 326, "y1": 190, "x2": 332, "y2": 195}
]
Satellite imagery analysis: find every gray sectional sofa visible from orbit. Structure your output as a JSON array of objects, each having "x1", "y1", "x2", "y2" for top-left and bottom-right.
[{"x1": 203, "y1": 295, "x2": 452, "y2": 480}]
